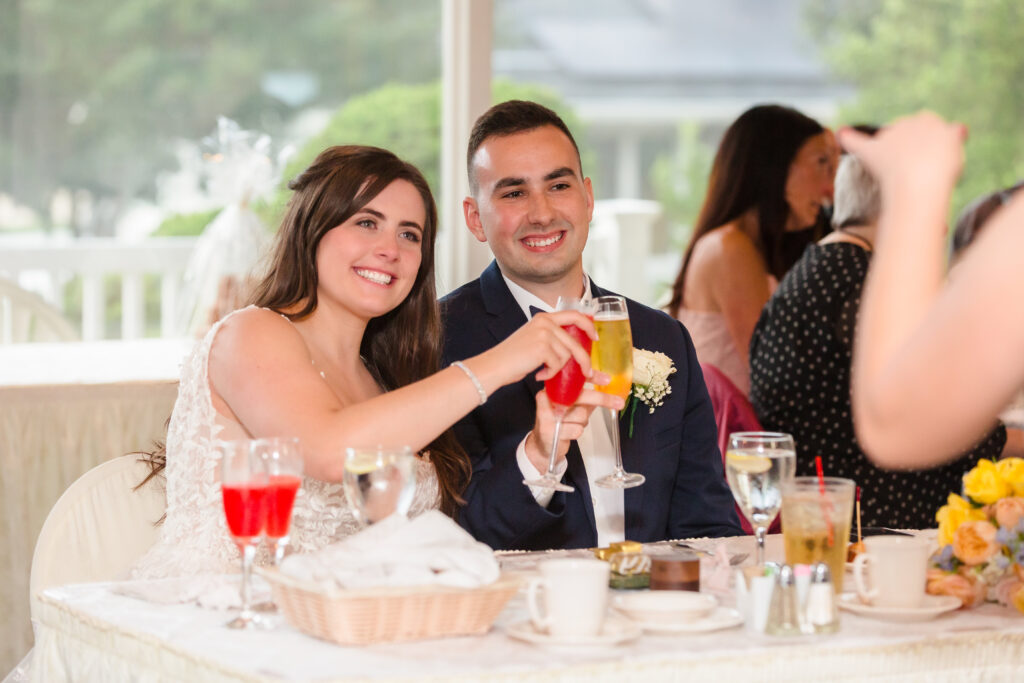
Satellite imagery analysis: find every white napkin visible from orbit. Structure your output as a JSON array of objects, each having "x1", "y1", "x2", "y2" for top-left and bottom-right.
[
  {"x1": 280, "y1": 511, "x2": 500, "y2": 590},
  {"x1": 114, "y1": 573, "x2": 271, "y2": 610}
]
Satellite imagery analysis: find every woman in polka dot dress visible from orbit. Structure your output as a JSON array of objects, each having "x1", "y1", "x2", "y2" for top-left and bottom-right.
[{"x1": 749, "y1": 151, "x2": 1005, "y2": 529}]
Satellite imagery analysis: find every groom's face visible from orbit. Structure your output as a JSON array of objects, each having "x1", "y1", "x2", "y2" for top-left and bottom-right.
[{"x1": 464, "y1": 125, "x2": 594, "y2": 290}]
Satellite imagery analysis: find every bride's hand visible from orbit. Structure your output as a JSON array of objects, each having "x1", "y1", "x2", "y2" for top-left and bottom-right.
[{"x1": 481, "y1": 310, "x2": 598, "y2": 385}]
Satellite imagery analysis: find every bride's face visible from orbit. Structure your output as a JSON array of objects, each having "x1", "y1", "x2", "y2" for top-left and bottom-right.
[{"x1": 314, "y1": 179, "x2": 425, "y2": 321}]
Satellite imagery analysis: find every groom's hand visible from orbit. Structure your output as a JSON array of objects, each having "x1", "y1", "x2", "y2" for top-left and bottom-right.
[{"x1": 524, "y1": 387, "x2": 623, "y2": 474}]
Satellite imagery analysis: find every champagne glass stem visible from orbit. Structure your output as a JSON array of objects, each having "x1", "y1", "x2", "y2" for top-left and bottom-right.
[
  {"x1": 609, "y1": 408, "x2": 623, "y2": 472},
  {"x1": 232, "y1": 543, "x2": 257, "y2": 627},
  {"x1": 755, "y1": 525, "x2": 767, "y2": 566},
  {"x1": 544, "y1": 415, "x2": 565, "y2": 478},
  {"x1": 273, "y1": 538, "x2": 286, "y2": 567}
]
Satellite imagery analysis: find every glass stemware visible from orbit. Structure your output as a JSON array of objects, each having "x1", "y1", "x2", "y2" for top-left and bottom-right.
[
  {"x1": 591, "y1": 295, "x2": 645, "y2": 489},
  {"x1": 522, "y1": 297, "x2": 593, "y2": 493},
  {"x1": 724, "y1": 431, "x2": 796, "y2": 566},
  {"x1": 218, "y1": 439, "x2": 268, "y2": 629},
  {"x1": 254, "y1": 436, "x2": 303, "y2": 566},
  {"x1": 342, "y1": 446, "x2": 419, "y2": 526}
]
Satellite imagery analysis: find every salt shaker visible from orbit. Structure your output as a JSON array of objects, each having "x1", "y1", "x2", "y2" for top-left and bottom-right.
[
  {"x1": 804, "y1": 562, "x2": 839, "y2": 634},
  {"x1": 765, "y1": 564, "x2": 803, "y2": 636}
]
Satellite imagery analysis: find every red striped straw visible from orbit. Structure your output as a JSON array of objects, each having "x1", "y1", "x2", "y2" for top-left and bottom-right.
[{"x1": 815, "y1": 456, "x2": 834, "y2": 546}]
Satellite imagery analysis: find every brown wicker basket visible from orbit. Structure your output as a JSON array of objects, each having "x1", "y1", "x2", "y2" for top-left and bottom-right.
[{"x1": 258, "y1": 567, "x2": 521, "y2": 645}]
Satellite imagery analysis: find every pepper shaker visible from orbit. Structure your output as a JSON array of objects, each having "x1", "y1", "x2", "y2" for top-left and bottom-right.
[{"x1": 765, "y1": 564, "x2": 803, "y2": 636}]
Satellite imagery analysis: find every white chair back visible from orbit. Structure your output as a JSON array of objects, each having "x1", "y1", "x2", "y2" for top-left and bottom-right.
[
  {"x1": 0, "y1": 276, "x2": 78, "y2": 344},
  {"x1": 30, "y1": 454, "x2": 166, "y2": 600}
]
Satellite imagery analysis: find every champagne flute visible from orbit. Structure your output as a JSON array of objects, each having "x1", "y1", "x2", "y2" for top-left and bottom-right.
[
  {"x1": 522, "y1": 297, "x2": 593, "y2": 492},
  {"x1": 724, "y1": 431, "x2": 796, "y2": 566},
  {"x1": 219, "y1": 439, "x2": 268, "y2": 629},
  {"x1": 342, "y1": 446, "x2": 419, "y2": 526},
  {"x1": 255, "y1": 436, "x2": 303, "y2": 566},
  {"x1": 591, "y1": 295, "x2": 645, "y2": 489}
]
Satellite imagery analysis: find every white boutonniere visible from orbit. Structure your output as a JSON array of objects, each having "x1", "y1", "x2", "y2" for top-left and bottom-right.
[{"x1": 622, "y1": 348, "x2": 676, "y2": 437}]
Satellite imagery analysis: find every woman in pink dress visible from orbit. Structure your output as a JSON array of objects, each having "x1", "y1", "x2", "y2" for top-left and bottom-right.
[{"x1": 666, "y1": 105, "x2": 837, "y2": 394}]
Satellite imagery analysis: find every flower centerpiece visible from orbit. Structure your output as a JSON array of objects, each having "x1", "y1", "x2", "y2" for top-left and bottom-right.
[
  {"x1": 622, "y1": 348, "x2": 676, "y2": 437},
  {"x1": 927, "y1": 458, "x2": 1024, "y2": 612}
]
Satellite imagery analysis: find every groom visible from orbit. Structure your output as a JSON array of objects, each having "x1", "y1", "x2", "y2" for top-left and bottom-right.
[{"x1": 441, "y1": 100, "x2": 742, "y2": 550}]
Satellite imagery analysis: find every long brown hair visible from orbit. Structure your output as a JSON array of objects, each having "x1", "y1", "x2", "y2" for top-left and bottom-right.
[
  {"x1": 666, "y1": 104, "x2": 824, "y2": 317},
  {"x1": 143, "y1": 145, "x2": 470, "y2": 517}
]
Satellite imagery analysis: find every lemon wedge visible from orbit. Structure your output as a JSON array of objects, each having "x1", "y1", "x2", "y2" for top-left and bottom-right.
[
  {"x1": 726, "y1": 451, "x2": 772, "y2": 475},
  {"x1": 344, "y1": 453, "x2": 380, "y2": 475}
]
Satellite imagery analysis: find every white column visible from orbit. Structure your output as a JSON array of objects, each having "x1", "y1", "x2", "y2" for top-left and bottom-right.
[
  {"x1": 81, "y1": 274, "x2": 104, "y2": 341},
  {"x1": 121, "y1": 273, "x2": 143, "y2": 339},
  {"x1": 438, "y1": 0, "x2": 494, "y2": 295},
  {"x1": 615, "y1": 132, "x2": 642, "y2": 199}
]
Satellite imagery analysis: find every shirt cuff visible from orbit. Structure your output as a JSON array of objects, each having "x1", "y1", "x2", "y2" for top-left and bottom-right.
[{"x1": 517, "y1": 434, "x2": 568, "y2": 507}]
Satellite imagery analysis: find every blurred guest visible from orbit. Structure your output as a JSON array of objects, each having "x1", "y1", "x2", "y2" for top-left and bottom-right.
[
  {"x1": 749, "y1": 151, "x2": 1005, "y2": 528},
  {"x1": 667, "y1": 104, "x2": 835, "y2": 394},
  {"x1": 843, "y1": 113, "x2": 1024, "y2": 469},
  {"x1": 950, "y1": 181, "x2": 1024, "y2": 458}
]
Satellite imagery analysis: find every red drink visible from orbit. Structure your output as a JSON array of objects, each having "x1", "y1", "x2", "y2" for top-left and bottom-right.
[
  {"x1": 264, "y1": 474, "x2": 301, "y2": 538},
  {"x1": 222, "y1": 483, "x2": 267, "y2": 540},
  {"x1": 545, "y1": 323, "x2": 593, "y2": 408}
]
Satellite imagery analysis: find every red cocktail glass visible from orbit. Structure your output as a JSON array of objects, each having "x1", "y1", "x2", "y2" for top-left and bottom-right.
[
  {"x1": 523, "y1": 297, "x2": 592, "y2": 493},
  {"x1": 219, "y1": 439, "x2": 268, "y2": 629}
]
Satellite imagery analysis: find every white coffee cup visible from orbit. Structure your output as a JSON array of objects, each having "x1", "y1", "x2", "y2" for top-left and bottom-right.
[
  {"x1": 526, "y1": 558, "x2": 610, "y2": 638},
  {"x1": 852, "y1": 535, "x2": 931, "y2": 608}
]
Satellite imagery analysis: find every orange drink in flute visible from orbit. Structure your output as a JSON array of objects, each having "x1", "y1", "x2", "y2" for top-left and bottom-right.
[{"x1": 591, "y1": 295, "x2": 645, "y2": 489}]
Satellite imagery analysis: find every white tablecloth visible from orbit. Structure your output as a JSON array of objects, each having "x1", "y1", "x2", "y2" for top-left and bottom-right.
[
  {"x1": 27, "y1": 535, "x2": 1024, "y2": 682},
  {"x1": 1, "y1": 339, "x2": 189, "y2": 674}
]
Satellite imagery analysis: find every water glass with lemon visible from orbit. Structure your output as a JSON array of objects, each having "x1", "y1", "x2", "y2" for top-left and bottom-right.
[
  {"x1": 342, "y1": 446, "x2": 418, "y2": 526},
  {"x1": 725, "y1": 432, "x2": 796, "y2": 566}
]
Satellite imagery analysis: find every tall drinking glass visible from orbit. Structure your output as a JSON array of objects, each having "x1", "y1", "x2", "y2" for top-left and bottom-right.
[
  {"x1": 725, "y1": 431, "x2": 796, "y2": 566},
  {"x1": 591, "y1": 295, "x2": 645, "y2": 489},
  {"x1": 781, "y1": 476, "x2": 855, "y2": 592},
  {"x1": 219, "y1": 439, "x2": 268, "y2": 629},
  {"x1": 342, "y1": 446, "x2": 419, "y2": 526},
  {"x1": 254, "y1": 436, "x2": 303, "y2": 566},
  {"x1": 523, "y1": 297, "x2": 592, "y2": 492}
]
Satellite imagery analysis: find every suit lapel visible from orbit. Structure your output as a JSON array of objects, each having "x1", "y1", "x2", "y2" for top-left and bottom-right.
[{"x1": 480, "y1": 262, "x2": 543, "y2": 396}]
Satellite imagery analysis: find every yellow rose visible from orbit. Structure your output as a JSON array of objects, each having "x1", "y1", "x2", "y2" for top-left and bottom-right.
[
  {"x1": 996, "y1": 458, "x2": 1024, "y2": 496},
  {"x1": 952, "y1": 520, "x2": 1000, "y2": 565},
  {"x1": 963, "y1": 459, "x2": 1011, "y2": 504},
  {"x1": 936, "y1": 493, "x2": 987, "y2": 546}
]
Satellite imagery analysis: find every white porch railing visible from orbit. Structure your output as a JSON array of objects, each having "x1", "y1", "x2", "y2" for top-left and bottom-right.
[{"x1": 0, "y1": 237, "x2": 198, "y2": 341}]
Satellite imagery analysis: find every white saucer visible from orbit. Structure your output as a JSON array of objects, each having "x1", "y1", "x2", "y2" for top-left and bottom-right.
[
  {"x1": 506, "y1": 615, "x2": 641, "y2": 647},
  {"x1": 625, "y1": 606, "x2": 744, "y2": 634},
  {"x1": 838, "y1": 593, "x2": 961, "y2": 622}
]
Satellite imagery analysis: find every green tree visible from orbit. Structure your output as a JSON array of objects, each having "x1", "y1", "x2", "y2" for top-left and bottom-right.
[
  {"x1": 808, "y1": 0, "x2": 1024, "y2": 215},
  {"x1": 650, "y1": 122, "x2": 713, "y2": 249},
  {"x1": 1, "y1": 0, "x2": 441, "y2": 232}
]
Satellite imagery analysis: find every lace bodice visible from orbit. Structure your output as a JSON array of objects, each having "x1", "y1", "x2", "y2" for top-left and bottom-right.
[{"x1": 130, "y1": 306, "x2": 440, "y2": 580}]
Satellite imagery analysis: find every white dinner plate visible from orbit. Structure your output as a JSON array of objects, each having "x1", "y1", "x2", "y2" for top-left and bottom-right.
[
  {"x1": 838, "y1": 593, "x2": 961, "y2": 622},
  {"x1": 506, "y1": 615, "x2": 642, "y2": 647},
  {"x1": 625, "y1": 606, "x2": 744, "y2": 634}
]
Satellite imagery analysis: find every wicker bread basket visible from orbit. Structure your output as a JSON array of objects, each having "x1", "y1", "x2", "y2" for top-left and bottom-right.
[{"x1": 258, "y1": 567, "x2": 521, "y2": 645}]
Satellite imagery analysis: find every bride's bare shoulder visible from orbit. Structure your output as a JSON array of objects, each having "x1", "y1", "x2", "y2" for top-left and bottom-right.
[{"x1": 210, "y1": 307, "x2": 307, "y2": 363}]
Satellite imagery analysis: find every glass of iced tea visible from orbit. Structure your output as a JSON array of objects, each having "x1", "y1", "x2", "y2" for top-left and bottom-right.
[{"x1": 780, "y1": 476, "x2": 855, "y2": 592}]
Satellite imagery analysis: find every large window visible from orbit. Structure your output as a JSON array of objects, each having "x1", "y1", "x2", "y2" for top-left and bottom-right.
[{"x1": 0, "y1": 0, "x2": 442, "y2": 340}]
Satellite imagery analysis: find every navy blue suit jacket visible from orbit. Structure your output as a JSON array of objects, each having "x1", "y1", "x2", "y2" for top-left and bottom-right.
[{"x1": 440, "y1": 262, "x2": 743, "y2": 550}]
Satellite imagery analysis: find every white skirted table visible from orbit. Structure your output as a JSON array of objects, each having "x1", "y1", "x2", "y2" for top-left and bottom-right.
[
  {"x1": 27, "y1": 535, "x2": 1024, "y2": 682},
  {"x1": 0, "y1": 339, "x2": 189, "y2": 675}
]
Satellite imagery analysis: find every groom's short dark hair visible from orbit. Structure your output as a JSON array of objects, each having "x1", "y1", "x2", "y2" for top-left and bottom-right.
[{"x1": 466, "y1": 100, "x2": 581, "y2": 194}]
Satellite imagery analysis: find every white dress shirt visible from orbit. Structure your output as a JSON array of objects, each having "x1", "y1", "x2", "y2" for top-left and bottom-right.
[{"x1": 502, "y1": 274, "x2": 626, "y2": 547}]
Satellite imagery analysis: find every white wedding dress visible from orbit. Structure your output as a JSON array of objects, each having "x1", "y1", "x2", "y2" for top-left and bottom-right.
[{"x1": 130, "y1": 306, "x2": 441, "y2": 580}]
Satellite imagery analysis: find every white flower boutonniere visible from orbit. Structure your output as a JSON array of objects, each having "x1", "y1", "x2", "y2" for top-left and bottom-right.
[{"x1": 622, "y1": 348, "x2": 676, "y2": 437}]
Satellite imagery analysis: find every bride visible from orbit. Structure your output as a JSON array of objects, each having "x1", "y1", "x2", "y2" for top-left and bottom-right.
[{"x1": 130, "y1": 145, "x2": 614, "y2": 579}]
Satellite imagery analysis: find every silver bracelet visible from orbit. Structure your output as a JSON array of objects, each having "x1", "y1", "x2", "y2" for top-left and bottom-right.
[{"x1": 452, "y1": 360, "x2": 487, "y2": 406}]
